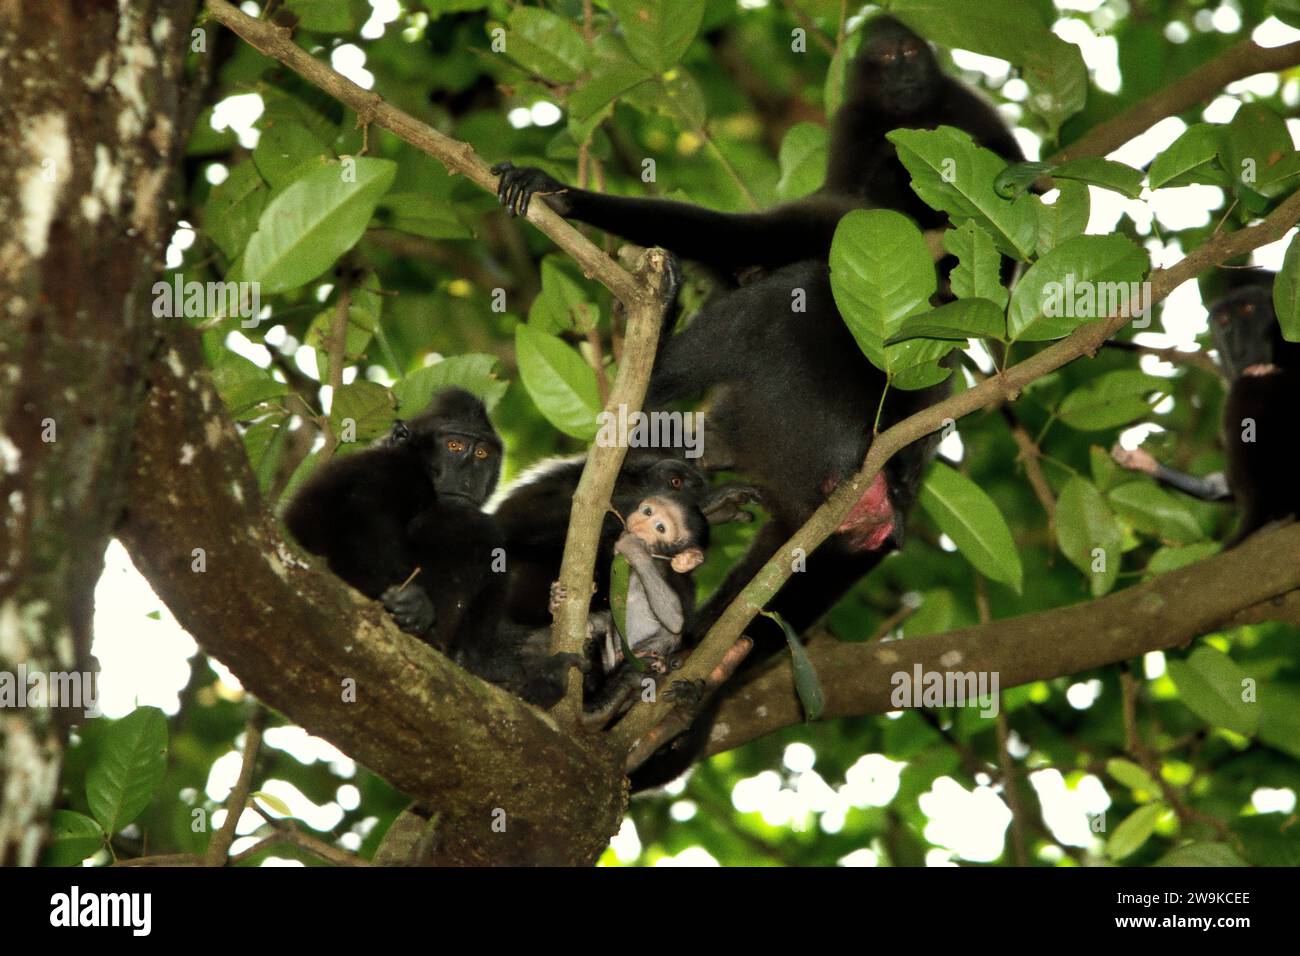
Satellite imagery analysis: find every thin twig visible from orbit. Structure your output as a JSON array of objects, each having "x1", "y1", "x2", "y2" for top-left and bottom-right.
[{"x1": 205, "y1": 705, "x2": 267, "y2": 866}]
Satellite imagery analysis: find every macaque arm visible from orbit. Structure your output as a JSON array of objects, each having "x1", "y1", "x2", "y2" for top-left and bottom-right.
[
  {"x1": 632, "y1": 566, "x2": 685, "y2": 634},
  {"x1": 1153, "y1": 464, "x2": 1233, "y2": 502}
]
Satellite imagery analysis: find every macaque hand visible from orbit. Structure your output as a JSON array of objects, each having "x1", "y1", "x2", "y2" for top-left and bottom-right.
[
  {"x1": 614, "y1": 532, "x2": 653, "y2": 562},
  {"x1": 1111, "y1": 445, "x2": 1159, "y2": 475}
]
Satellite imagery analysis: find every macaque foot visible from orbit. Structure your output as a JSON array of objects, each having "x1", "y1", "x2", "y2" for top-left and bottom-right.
[
  {"x1": 702, "y1": 484, "x2": 764, "y2": 525},
  {"x1": 1110, "y1": 444, "x2": 1158, "y2": 475},
  {"x1": 549, "y1": 580, "x2": 598, "y2": 616},
  {"x1": 381, "y1": 585, "x2": 435, "y2": 636},
  {"x1": 664, "y1": 678, "x2": 707, "y2": 708}
]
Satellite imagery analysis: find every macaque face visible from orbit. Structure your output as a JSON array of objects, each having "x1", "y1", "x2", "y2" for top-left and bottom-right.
[{"x1": 626, "y1": 497, "x2": 705, "y2": 573}]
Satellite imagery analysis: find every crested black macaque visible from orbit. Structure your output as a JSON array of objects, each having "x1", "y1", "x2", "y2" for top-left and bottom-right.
[
  {"x1": 283, "y1": 388, "x2": 506, "y2": 654},
  {"x1": 483, "y1": 491, "x2": 711, "y2": 712},
  {"x1": 491, "y1": 15, "x2": 1022, "y2": 279},
  {"x1": 491, "y1": 448, "x2": 755, "y2": 628},
  {"x1": 1112, "y1": 273, "x2": 1300, "y2": 544}
]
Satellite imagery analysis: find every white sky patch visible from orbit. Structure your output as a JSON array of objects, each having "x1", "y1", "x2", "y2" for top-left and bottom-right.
[
  {"x1": 1143, "y1": 650, "x2": 1167, "y2": 679},
  {"x1": 91, "y1": 541, "x2": 197, "y2": 717},
  {"x1": 331, "y1": 44, "x2": 374, "y2": 88},
  {"x1": 210, "y1": 93, "x2": 264, "y2": 149},
  {"x1": 224, "y1": 330, "x2": 272, "y2": 368},
  {"x1": 1109, "y1": 116, "x2": 1187, "y2": 170},
  {"x1": 263, "y1": 725, "x2": 357, "y2": 777},
  {"x1": 1250, "y1": 789, "x2": 1296, "y2": 814},
  {"x1": 950, "y1": 49, "x2": 1010, "y2": 82},
  {"x1": 937, "y1": 426, "x2": 964, "y2": 463},
  {"x1": 653, "y1": 846, "x2": 720, "y2": 866},
  {"x1": 607, "y1": 817, "x2": 642, "y2": 864},
  {"x1": 1066, "y1": 678, "x2": 1103, "y2": 709},
  {"x1": 838, "y1": 847, "x2": 880, "y2": 866},
  {"x1": 783, "y1": 742, "x2": 815, "y2": 773},
  {"x1": 205, "y1": 163, "x2": 230, "y2": 186},
  {"x1": 1030, "y1": 768, "x2": 1110, "y2": 847},
  {"x1": 669, "y1": 800, "x2": 697, "y2": 822},
  {"x1": 255, "y1": 778, "x2": 346, "y2": 832},
  {"x1": 531, "y1": 101, "x2": 562, "y2": 126},
  {"x1": 507, "y1": 107, "x2": 532, "y2": 129},
  {"x1": 1250, "y1": 226, "x2": 1299, "y2": 271},
  {"x1": 919, "y1": 777, "x2": 1012, "y2": 862},
  {"x1": 1117, "y1": 421, "x2": 1165, "y2": 450},
  {"x1": 1255, "y1": 17, "x2": 1300, "y2": 45},
  {"x1": 1203, "y1": 95, "x2": 1241, "y2": 124},
  {"x1": 841, "y1": 753, "x2": 904, "y2": 807},
  {"x1": 1054, "y1": 18, "x2": 1120, "y2": 94},
  {"x1": 362, "y1": 0, "x2": 401, "y2": 39}
]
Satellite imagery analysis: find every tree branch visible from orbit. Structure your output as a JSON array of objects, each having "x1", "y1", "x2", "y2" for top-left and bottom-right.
[
  {"x1": 707, "y1": 524, "x2": 1300, "y2": 755},
  {"x1": 613, "y1": 187, "x2": 1300, "y2": 749},
  {"x1": 1049, "y1": 39, "x2": 1300, "y2": 164}
]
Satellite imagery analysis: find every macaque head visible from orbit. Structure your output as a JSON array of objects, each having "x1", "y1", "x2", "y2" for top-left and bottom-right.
[
  {"x1": 390, "y1": 388, "x2": 502, "y2": 505},
  {"x1": 850, "y1": 15, "x2": 941, "y2": 117},
  {"x1": 1208, "y1": 285, "x2": 1285, "y2": 380},
  {"x1": 625, "y1": 494, "x2": 710, "y2": 574}
]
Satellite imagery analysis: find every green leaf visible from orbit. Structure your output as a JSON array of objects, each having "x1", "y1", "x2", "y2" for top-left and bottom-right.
[
  {"x1": 1144, "y1": 542, "x2": 1220, "y2": 578},
  {"x1": 886, "y1": 298, "x2": 1005, "y2": 344},
  {"x1": 888, "y1": 126, "x2": 1038, "y2": 261},
  {"x1": 504, "y1": 8, "x2": 588, "y2": 83},
  {"x1": 1055, "y1": 476, "x2": 1122, "y2": 596},
  {"x1": 917, "y1": 461, "x2": 1023, "y2": 593},
  {"x1": 1274, "y1": 233, "x2": 1300, "y2": 343},
  {"x1": 568, "y1": 40, "x2": 653, "y2": 121},
  {"x1": 377, "y1": 192, "x2": 472, "y2": 240},
  {"x1": 1223, "y1": 103, "x2": 1296, "y2": 198},
  {"x1": 944, "y1": 221, "x2": 1009, "y2": 309},
  {"x1": 1008, "y1": 235, "x2": 1148, "y2": 342},
  {"x1": 329, "y1": 380, "x2": 394, "y2": 445},
  {"x1": 284, "y1": 0, "x2": 368, "y2": 32},
  {"x1": 305, "y1": 279, "x2": 383, "y2": 383},
  {"x1": 1148, "y1": 124, "x2": 1226, "y2": 189},
  {"x1": 44, "y1": 810, "x2": 105, "y2": 866},
  {"x1": 1166, "y1": 646, "x2": 1259, "y2": 736},
  {"x1": 1107, "y1": 758, "x2": 1157, "y2": 793},
  {"x1": 609, "y1": 0, "x2": 705, "y2": 73},
  {"x1": 609, "y1": 553, "x2": 631, "y2": 661},
  {"x1": 1107, "y1": 803, "x2": 1166, "y2": 860},
  {"x1": 762, "y1": 610, "x2": 825, "y2": 721},
  {"x1": 828, "y1": 209, "x2": 940, "y2": 379},
  {"x1": 1258, "y1": 684, "x2": 1300, "y2": 759},
  {"x1": 529, "y1": 256, "x2": 600, "y2": 334},
  {"x1": 252, "y1": 790, "x2": 294, "y2": 817},
  {"x1": 391, "y1": 354, "x2": 509, "y2": 415},
  {"x1": 1057, "y1": 370, "x2": 1167, "y2": 431},
  {"x1": 1108, "y1": 481, "x2": 1205, "y2": 544},
  {"x1": 209, "y1": 347, "x2": 289, "y2": 417},
  {"x1": 994, "y1": 161, "x2": 1051, "y2": 199},
  {"x1": 206, "y1": 161, "x2": 268, "y2": 262},
  {"x1": 1154, "y1": 843, "x2": 1247, "y2": 867},
  {"x1": 253, "y1": 118, "x2": 331, "y2": 189},
  {"x1": 1052, "y1": 157, "x2": 1144, "y2": 199},
  {"x1": 775, "y1": 122, "x2": 828, "y2": 201},
  {"x1": 515, "y1": 324, "x2": 602, "y2": 440},
  {"x1": 1033, "y1": 180, "x2": 1090, "y2": 257},
  {"x1": 86, "y1": 706, "x2": 169, "y2": 834},
  {"x1": 243, "y1": 157, "x2": 397, "y2": 294}
]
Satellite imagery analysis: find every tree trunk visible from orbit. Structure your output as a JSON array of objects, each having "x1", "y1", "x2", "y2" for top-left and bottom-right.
[{"x1": 0, "y1": 0, "x2": 198, "y2": 866}]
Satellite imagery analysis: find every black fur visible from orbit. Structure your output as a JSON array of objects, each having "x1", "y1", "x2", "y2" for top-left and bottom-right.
[
  {"x1": 491, "y1": 15, "x2": 1021, "y2": 279},
  {"x1": 283, "y1": 388, "x2": 505, "y2": 654}
]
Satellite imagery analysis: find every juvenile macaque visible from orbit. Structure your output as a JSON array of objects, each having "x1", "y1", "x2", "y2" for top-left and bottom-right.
[{"x1": 583, "y1": 494, "x2": 710, "y2": 726}]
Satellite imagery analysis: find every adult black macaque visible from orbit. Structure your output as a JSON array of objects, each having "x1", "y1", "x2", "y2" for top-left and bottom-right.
[
  {"x1": 491, "y1": 15, "x2": 1022, "y2": 279},
  {"x1": 494, "y1": 15, "x2": 1022, "y2": 787},
  {"x1": 1112, "y1": 273, "x2": 1300, "y2": 544},
  {"x1": 283, "y1": 388, "x2": 506, "y2": 655}
]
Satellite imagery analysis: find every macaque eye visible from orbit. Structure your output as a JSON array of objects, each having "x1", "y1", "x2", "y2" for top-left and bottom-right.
[
  {"x1": 655, "y1": 523, "x2": 666, "y2": 534},
  {"x1": 642, "y1": 506, "x2": 653, "y2": 516},
  {"x1": 446, "y1": 439, "x2": 465, "y2": 453},
  {"x1": 1241, "y1": 302, "x2": 1256, "y2": 315},
  {"x1": 474, "y1": 445, "x2": 489, "y2": 460},
  {"x1": 670, "y1": 475, "x2": 683, "y2": 489},
  {"x1": 879, "y1": 49, "x2": 898, "y2": 64},
  {"x1": 1215, "y1": 314, "x2": 1229, "y2": 327},
  {"x1": 902, "y1": 43, "x2": 921, "y2": 59}
]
